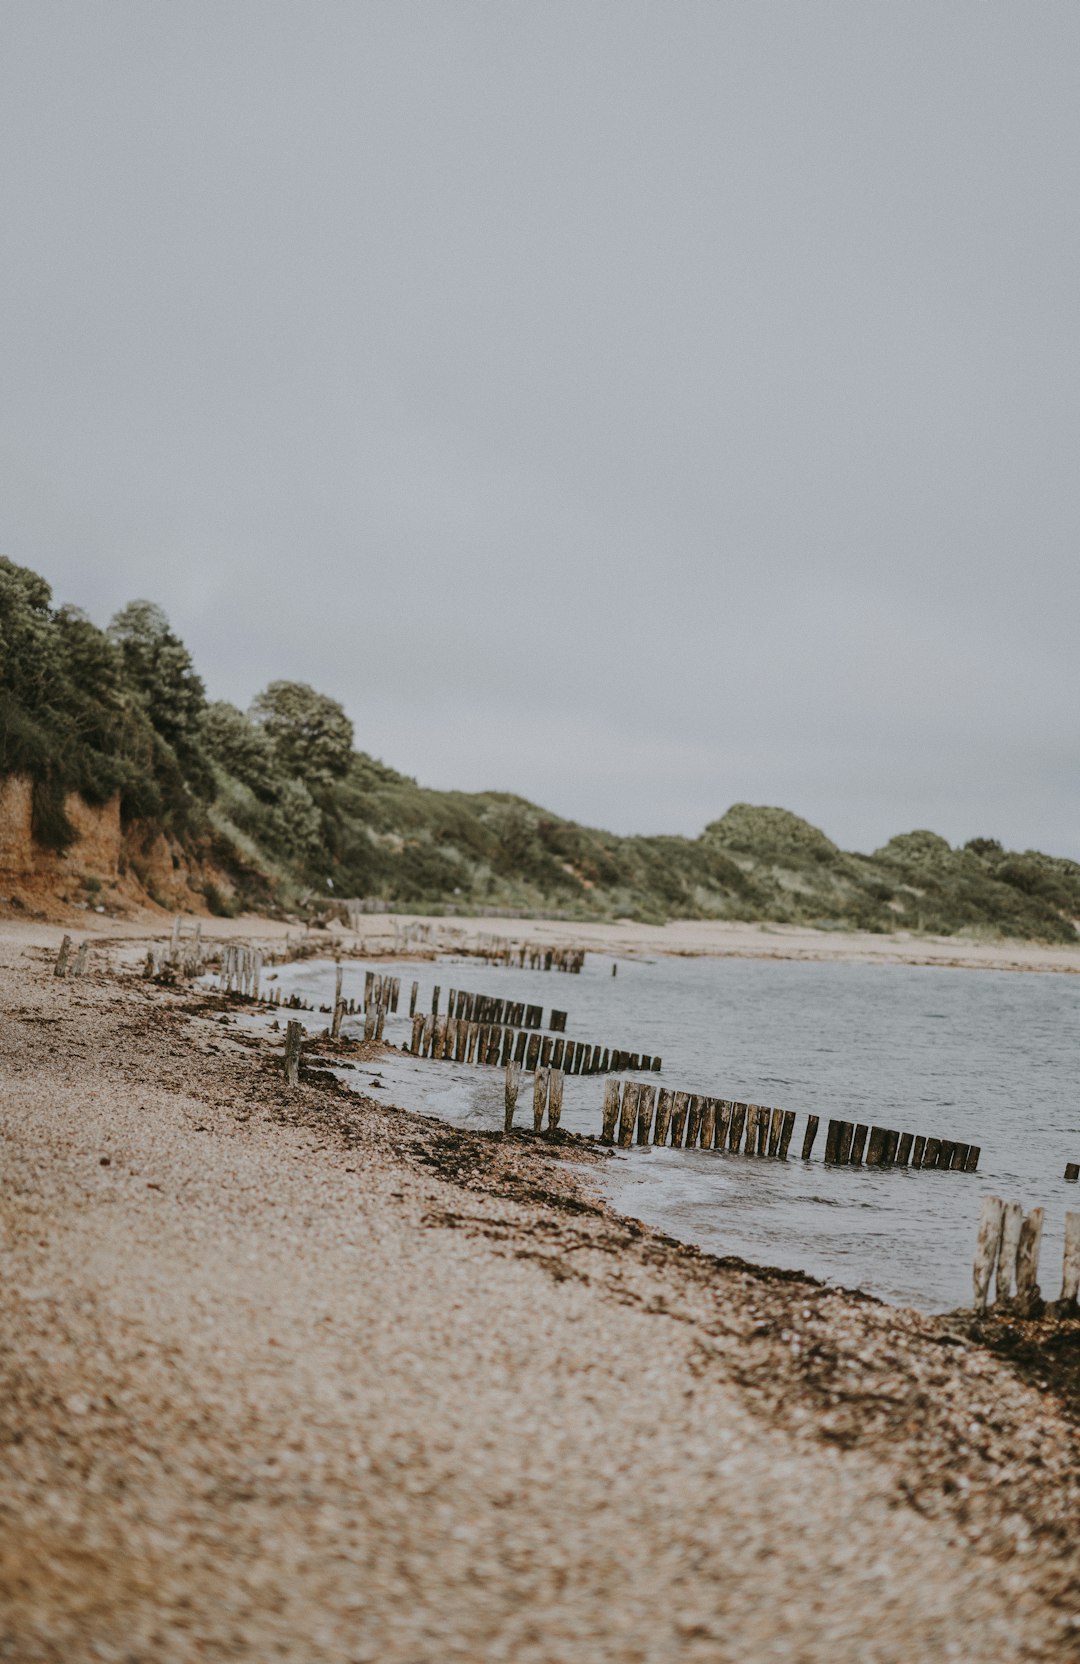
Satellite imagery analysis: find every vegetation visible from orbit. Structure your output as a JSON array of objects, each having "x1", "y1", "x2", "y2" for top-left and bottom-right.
[{"x1": 2, "y1": 555, "x2": 1078, "y2": 941}]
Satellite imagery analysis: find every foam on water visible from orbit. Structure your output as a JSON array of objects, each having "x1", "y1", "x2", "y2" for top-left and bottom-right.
[{"x1": 266, "y1": 949, "x2": 1080, "y2": 1312}]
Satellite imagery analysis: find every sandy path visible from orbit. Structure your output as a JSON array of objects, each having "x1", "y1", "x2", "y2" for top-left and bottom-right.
[{"x1": 2, "y1": 928, "x2": 1078, "y2": 1661}]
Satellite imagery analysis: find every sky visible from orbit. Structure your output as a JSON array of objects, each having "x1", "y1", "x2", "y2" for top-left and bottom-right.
[{"x1": 1, "y1": 3, "x2": 1078, "y2": 855}]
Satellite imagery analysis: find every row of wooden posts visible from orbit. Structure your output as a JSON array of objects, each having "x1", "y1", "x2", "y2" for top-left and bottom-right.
[
  {"x1": 408, "y1": 980, "x2": 561, "y2": 1032},
  {"x1": 409, "y1": 1011, "x2": 661, "y2": 1076},
  {"x1": 600, "y1": 1079, "x2": 798, "y2": 1154},
  {"x1": 473, "y1": 940, "x2": 586, "y2": 973},
  {"x1": 593, "y1": 1080, "x2": 979, "y2": 1171},
  {"x1": 823, "y1": 1118, "x2": 980, "y2": 1172},
  {"x1": 973, "y1": 1196, "x2": 1080, "y2": 1316}
]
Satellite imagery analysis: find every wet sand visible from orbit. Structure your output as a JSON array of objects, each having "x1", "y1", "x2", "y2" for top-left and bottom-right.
[{"x1": 2, "y1": 920, "x2": 1079, "y2": 1661}]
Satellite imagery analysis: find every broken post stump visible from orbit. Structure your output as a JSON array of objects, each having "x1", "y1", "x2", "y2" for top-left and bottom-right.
[
  {"x1": 1065, "y1": 1163, "x2": 1079, "y2": 1183},
  {"x1": 54, "y1": 935, "x2": 72, "y2": 977}
]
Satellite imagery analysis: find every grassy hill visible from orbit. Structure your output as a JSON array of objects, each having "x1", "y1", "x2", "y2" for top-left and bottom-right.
[{"x1": 2, "y1": 555, "x2": 1079, "y2": 941}]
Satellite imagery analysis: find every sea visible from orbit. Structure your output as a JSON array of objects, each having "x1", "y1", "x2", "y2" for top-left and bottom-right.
[{"x1": 264, "y1": 949, "x2": 1079, "y2": 1314}]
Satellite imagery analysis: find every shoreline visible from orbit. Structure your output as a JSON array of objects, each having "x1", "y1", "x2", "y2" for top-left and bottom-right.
[
  {"x1": 2, "y1": 919, "x2": 1079, "y2": 1660},
  {"x1": 8, "y1": 904, "x2": 1080, "y2": 976}
]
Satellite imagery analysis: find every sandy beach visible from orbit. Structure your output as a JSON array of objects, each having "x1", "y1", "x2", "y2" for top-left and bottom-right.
[{"x1": 3, "y1": 917, "x2": 1079, "y2": 1662}]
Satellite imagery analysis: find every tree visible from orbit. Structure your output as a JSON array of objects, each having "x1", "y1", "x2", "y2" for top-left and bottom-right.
[{"x1": 249, "y1": 681, "x2": 353, "y2": 792}]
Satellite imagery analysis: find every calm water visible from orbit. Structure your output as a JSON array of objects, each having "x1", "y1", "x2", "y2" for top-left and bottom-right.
[{"x1": 266, "y1": 951, "x2": 1079, "y2": 1312}]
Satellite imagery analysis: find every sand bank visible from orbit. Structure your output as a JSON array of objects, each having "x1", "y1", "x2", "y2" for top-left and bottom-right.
[{"x1": 2, "y1": 920, "x2": 1079, "y2": 1661}]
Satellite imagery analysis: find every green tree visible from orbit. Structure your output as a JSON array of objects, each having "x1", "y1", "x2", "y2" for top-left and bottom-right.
[{"x1": 249, "y1": 681, "x2": 353, "y2": 792}]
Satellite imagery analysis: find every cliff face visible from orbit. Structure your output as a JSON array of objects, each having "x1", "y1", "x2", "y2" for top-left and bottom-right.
[{"x1": 0, "y1": 773, "x2": 220, "y2": 918}]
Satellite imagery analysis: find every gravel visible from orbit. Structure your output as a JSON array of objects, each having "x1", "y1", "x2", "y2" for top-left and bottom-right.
[{"x1": 1, "y1": 926, "x2": 1078, "y2": 1662}]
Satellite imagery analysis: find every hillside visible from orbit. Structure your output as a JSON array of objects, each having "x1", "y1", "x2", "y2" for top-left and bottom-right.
[{"x1": 2, "y1": 555, "x2": 1079, "y2": 941}]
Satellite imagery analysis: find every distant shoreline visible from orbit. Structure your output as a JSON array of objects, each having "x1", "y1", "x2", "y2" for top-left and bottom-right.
[{"x1": 17, "y1": 906, "x2": 1080, "y2": 975}]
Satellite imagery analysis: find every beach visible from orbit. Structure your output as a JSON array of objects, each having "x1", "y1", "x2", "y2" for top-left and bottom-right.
[{"x1": 2, "y1": 915, "x2": 1079, "y2": 1662}]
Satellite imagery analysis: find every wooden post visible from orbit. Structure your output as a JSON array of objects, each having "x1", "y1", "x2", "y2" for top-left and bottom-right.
[
  {"x1": 635, "y1": 1084, "x2": 656, "y2": 1144},
  {"x1": 686, "y1": 1096, "x2": 702, "y2": 1147},
  {"x1": 532, "y1": 1067, "x2": 549, "y2": 1133},
  {"x1": 802, "y1": 1115, "x2": 820, "y2": 1161},
  {"x1": 728, "y1": 1102, "x2": 747, "y2": 1153},
  {"x1": 1065, "y1": 1163, "x2": 1079, "y2": 1183},
  {"x1": 923, "y1": 1137, "x2": 941, "y2": 1170},
  {"x1": 364, "y1": 1005, "x2": 377, "y2": 1042},
  {"x1": 525, "y1": 1033, "x2": 540, "y2": 1072},
  {"x1": 653, "y1": 1088, "x2": 674, "y2": 1146},
  {"x1": 865, "y1": 1127, "x2": 886, "y2": 1167},
  {"x1": 618, "y1": 1082, "x2": 639, "y2": 1147},
  {"x1": 54, "y1": 935, "x2": 72, "y2": 977},
  {"x1": 777, "y1": 1110, "x2": 796, "y2": 1160},
  {"x1": 849, "y1": 1124, "x2": 868, "y2": 1165},
  {"x1": 284, "y1": 1020, "x2": 303, "y2": 1086},
  {"x1": 73, "y1": 941, "x2": 88, "y2": 976},
  {"x1": 670, "y1": 1092, "x2": 689, "y2": 1148},
  {"x1": 548, "y1": 1069, "x2": 564, "y2": 1132},
  {"x1": 331, "y1": 963, "x2": 344, "y2": 1039},
  {"x1": 1061, "y1": 1212, "x2": 1080, "y2": 1307},
  {"x1": 836, "y1": 1121, "x2": 855, "y2": 1164},
  {"x1": 881, "y1": 1129, "x2": 899, "y2": 1166},
  {"x1": 375, "y1": 1006, "x2": 386, "y2": 1042},
  {"x1": 972, "y1": 1196, "x2": 1004, "y2": 1311},
  {"x1": 431, "y1": 985, "x2": 440, "y2": 1016},
  {"x1": 601, "y1": 1079, "x2": 621, "y2": 1144},
  {"x1": 411, "y1": 1013, "x2": 424, "y2": 1053},
  {"x1": 715, "y1": 1100, "x2": 732, "y2": 1149},
  {"x1": 911, "y1": 1135, "x2": 926, "y2": 1169},
  {"x1": 1015, "y1": 1207, "x2": 1044, "y2": 1311},
  {"x1": 767, "y1": 1107, "x2": 784, "y2": 1158},
  {"x1": 699, "y1": 1097, "x2": 716, "y2": 1149},
  {"x1": 896, "y1": 1132, "x2": 913, "y2": 1167},
  {"x1": 504, "y1": 1060, "x2": 520, "y2": 1132},
  {"x1": 995, "y1": 1201, "x2": 1023, "y2": 1303}
]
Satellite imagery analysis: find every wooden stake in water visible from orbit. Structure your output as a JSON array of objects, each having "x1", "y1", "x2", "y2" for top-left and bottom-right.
[
  {"x1": 409, "y1": 980, "x2": 418, "y2": 1017},
  {"x1": 548, "y1": 1069, "x2": 565, "y2": 1132},
  {"x1": 504, "y1": 1060, "x2": 520, "y2": 1133},
  {"x1": 532, "y1": 1066, "x2": 549, "y2": 1133},
  {"x1": 636, "y1": 1083, "x2": 656, "y2": 1144},
  {"x1": 802, "y1": 1115, "x2": 820, "y2": 1161},
  {"x1": 972, "y1": 1196, "x2": 1004, "y2": 1311},
  {"x1": 670, "y1": 1092, "x2": 690, "y2": 1148},
  {"x1": 653, "y1": 1088, "x2": 674, "y2": 1146},
  {"x1": 601, "y1": 1079, "x2": 621, "y2": 1144},
  {"x1": 284, "y1": 1020, "x2": 303, "y2": 1086},
  {"x1": 618, "y1": 1083, "x2": 640, "y2": 1147}
]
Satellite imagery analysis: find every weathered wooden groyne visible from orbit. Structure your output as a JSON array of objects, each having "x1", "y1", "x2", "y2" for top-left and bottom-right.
[
  {"x1": 973, "y1": 1196, "x2": 1079, "y2": 1316},
  {"x1": 596, "y1": 1079, "x2": 978, "y2": 1172}
]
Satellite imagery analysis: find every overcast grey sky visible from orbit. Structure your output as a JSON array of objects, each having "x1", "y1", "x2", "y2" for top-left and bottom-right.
[{"x1": 2, "y1": 4, "x2": 1078, "y2": 854}]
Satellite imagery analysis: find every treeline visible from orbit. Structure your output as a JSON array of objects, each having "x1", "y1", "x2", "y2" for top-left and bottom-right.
[{"x1": 2, "y1": 556, "x2": 1079, "y2": 941}]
